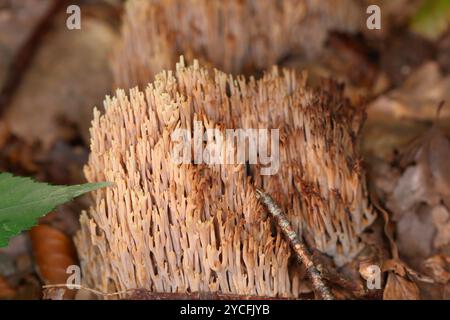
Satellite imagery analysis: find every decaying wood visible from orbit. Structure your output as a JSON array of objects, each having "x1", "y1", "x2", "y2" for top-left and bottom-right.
[{"x1": 256, "y1": 189, "x2": 335, "y2": 300}]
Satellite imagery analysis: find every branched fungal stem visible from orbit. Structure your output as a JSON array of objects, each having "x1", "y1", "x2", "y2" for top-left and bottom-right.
[
  {"x1": 256, "y1": 189, "x2": 336, "y2": 300},
  {"x1": 77, "y1": 58, "x2": 373, "y2": 296}
]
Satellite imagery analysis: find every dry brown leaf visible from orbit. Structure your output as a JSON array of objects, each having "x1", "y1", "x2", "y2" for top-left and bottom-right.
[
  {"x1": 369, "y1": 62, "x2": 450, "y2": 122},
  {"x1": 312, "y1": 250, "x2": 366, "y2": 298},
  {"x1": 432, "y1": 206, "x2": 450, "y2": 249},
  {"x1": 401, "y1": 124, "x2": 450, "y2": 196},
  {"x1": 4, "y1": 12, "x2": 117, "y2": 148},
  {"x1": 382, "y1": 120, "x2": 450, "y2": 262},
  {"x1": 369, "y1": 115, "x2": 450, "y2": 300},
  {"x1": 383, "y1": 259, "x2": 407, "y2": 277},
  {"x1": 0, "y1": 0, "x2": 57, "y2": 94},
  {"x1": 383, "y1": 258, "x2": 434, "y2": 283},
  {"x1": 363, "y1": 118, "x2": 430, "y2": 162},
  {"x1": 282, "y1": 32, "x2": 382, "y2": 105},
  {"x1": 396, "y1": 204, "x2": 436, "y2": 258},
  {"x1": 445, "y1": 284, "x2": 450, "y2": 299},
  {"x1": 29, "y1": 224, "x2": 78, "y2": 299},
  {"x1": 438, "y1": 30, "x2": 450, "y2": 73},
  {"x1": 423, "y1": 255, "x2": 450, "y2": 284},
  {"x1": 0, "y1": 275, "x2": 15, "y2": 299},
  {"x1": 42, "y1": 287, "x2": 65, "y2": 300},
  {"x1": 14, "y1": 274, "x2": 42, "y2": 300},
  {"x1": 0, "y1": 124, "x2": 39, "y2": 174},
  {"x1": 383, "y1": 272, "x2": 421, "y2": 300}
]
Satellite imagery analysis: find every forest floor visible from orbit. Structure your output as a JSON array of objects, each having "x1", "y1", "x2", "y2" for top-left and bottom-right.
[{"x1": 0, "y1": 0, "x2": 449, "y2": 300}]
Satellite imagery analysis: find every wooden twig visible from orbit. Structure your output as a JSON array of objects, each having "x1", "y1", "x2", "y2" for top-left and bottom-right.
[
  {"x1": 43, "y1": 284, "x2": 134, "y2": 298},
  {"x1": 255, "y1": 189, "x2": 335, "y2": 300}
]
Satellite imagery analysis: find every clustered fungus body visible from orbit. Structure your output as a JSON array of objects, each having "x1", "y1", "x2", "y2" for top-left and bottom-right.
[
  {"x1": 113, "y1": 0, "x2": 368, "y2": 89},
  {"x1": 76, "y1": 58, "x2": 375, "y2": 298}
]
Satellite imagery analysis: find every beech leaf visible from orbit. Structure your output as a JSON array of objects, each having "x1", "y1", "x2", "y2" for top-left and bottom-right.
[{"x1": 0, "y1": 172, "x2": 111, "y2": 247}]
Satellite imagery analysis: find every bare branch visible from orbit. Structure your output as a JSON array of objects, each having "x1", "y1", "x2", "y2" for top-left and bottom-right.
[{"x1": 256, "y1": 189, "x2": 335, "y2": 300}]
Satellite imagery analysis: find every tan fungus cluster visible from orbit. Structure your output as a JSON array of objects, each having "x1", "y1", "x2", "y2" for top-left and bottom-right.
[
  {"x1": 113, "y1": 0, "x2": 367, "y2": 88},
  {"x1": 76, "y1": 58, "x2": 375, "y2": 298}
]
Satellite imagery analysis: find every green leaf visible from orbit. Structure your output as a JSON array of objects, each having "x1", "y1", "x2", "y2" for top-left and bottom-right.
[
  {"x1": 0, "y1": 172, "x2": 111, "y2": 247},
  {"x1": 411, "y1": 0, "x2": 450, "y2": 40}
]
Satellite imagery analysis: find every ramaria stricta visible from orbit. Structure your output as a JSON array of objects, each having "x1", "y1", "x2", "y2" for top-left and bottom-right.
[
  {"x1": 75, "y1": 58, "x2": 376, "y2": 298},
  {"x1": 113, "y1": 0, "x2": 367, "y2": 89}
]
